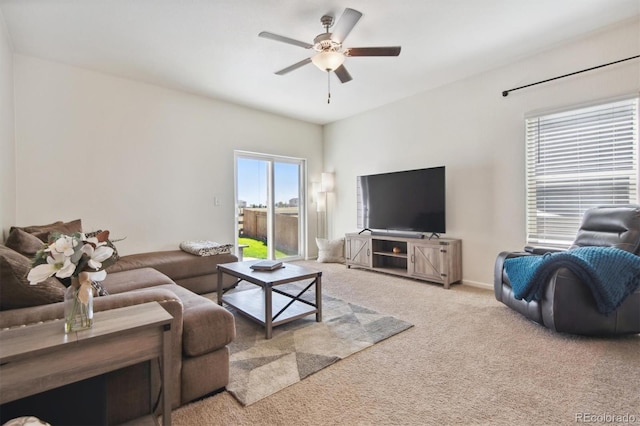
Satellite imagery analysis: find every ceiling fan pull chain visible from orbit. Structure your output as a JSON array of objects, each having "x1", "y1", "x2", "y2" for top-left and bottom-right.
[{"x1": 327, "y1": 72, "x2": 331, "y2": 104}]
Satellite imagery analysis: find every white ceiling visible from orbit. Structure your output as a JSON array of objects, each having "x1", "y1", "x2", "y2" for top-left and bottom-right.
[{"x1": 1, "y1": 0, "x2": 639, "y2": 125}]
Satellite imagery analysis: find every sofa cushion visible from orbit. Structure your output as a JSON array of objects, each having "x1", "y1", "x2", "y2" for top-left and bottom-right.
[
  {"x1": 11, "y1": 219, "x2": 82, "y2": 242},
  {"x1": 107, "y1": 250, "x2": 237, "y2": 281},
  {"x1": 181, "y1": 348, "x2": 229, "y2": 404},
  {"x1": 103, "y1": 269, "x2": 235, "y2": 356},
  {"x1": 102, "y1": 268, "x2": 176, "y2": 294},
  {"x1": 0, "y1": 245, "x2": 66, "y2": 310},
  {"x1": 4, "y1": 228, "x2": 46, "y2": 258}
]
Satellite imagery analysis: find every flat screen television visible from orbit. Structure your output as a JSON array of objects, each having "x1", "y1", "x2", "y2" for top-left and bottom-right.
[{"x1": 357, "y1": 166, "x2": 445, "y2": 236}]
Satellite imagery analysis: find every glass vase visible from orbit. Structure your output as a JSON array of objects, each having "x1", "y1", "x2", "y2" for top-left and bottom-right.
[{"x1": 64, "y1": 277, "x2": 93, "y2": 333}]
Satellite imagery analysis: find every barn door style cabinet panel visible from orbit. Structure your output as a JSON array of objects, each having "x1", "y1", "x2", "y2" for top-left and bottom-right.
[
  {"x1": 408, "y1": 240, "x2": 462, "y2": 288},
  {"x1": 345, "y1": 233, "x2": 462, "y2": 288},
  {"x1": 345, "y1": 234, "x2": 372, "y2": 268}
]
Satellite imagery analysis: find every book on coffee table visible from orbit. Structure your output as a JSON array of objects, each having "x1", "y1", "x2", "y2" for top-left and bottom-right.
[{"x1": 250, "y1": 260, "x2": 283, "y2": 271}]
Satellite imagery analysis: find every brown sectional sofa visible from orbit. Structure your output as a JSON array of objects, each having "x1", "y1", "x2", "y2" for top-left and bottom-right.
[
  {"x1": 0, "y1": 220, "x2": 238, "y2": 424},
  {"x1": 106, "y1": 249, "x2": 238, "y2": 294}
]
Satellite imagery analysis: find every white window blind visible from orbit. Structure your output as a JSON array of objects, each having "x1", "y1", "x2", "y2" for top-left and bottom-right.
[{"x1": 526, "y1": 96, "x2": 639, "y2": 247}]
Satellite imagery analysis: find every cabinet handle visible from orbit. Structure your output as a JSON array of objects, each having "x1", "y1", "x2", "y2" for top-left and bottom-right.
[
  {"x1": 411, "y1": 254, "x2": 415, "y2": 263},
  {"x1": 367, "y1": 249, "x2": 370, "y2": 256}
]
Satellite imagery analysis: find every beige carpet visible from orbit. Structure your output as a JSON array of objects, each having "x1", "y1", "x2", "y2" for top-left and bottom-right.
[{"x1": 174, "y1": 260, "x2": 640, "y2": 426}]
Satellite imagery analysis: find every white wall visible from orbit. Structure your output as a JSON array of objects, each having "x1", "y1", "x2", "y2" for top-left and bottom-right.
[
  {"x1": 324, "y1": 18, "x2": 640, "y2": 288},
  {"x1": 0, "y1": 10, "x2": 15, "y2": 240},
  {"x1": 13, "y1": 56, "x2": 323, "y2": 255}
]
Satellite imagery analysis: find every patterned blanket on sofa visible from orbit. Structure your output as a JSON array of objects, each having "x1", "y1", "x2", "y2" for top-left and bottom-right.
[
  {"x1": 504, "y1": 246, "x2": 640, "y2": 314},
  {"x1": 180, "y1": 240, "x2": 233, "y2": 256}
]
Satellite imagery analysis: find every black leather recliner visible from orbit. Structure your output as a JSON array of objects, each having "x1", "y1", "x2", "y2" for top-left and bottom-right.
[{"x1": 494, "y1": 205, "x2": 640, "y2": 335}]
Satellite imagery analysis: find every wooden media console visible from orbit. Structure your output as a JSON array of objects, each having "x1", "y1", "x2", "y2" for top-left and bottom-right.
[{"x1": 345, "y1": 233, "x2": 462, "y2": 288}]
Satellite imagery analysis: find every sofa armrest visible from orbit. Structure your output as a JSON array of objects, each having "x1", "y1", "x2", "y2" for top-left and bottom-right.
[
  {"x1": 494, "y1": 246, "x2": 565, "y2": 300},
  {"x1": 0, "y1": 288, "x2": 183, "y2": 331},
  {"x1": 95, "y1": 288, "x2": 181, "y2": 316},
  {"x1": 542, "y1": 268, "x2": 640, "y2": 335},
  {"x1": 524, "y1": 245, "x2": 566, "y2": 255},
  {"x1": 0, "y1": 302, "x2": 64, "y2": 330},
  {"x1": 494, "y1": 251, "x2": 532, "y2": 301}
]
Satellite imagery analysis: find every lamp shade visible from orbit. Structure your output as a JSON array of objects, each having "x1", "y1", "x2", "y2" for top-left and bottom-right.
[
  {"x1": 311, "y1": 51, "x2": 345, "y2": 72},
  {"x1": 316, "y1": 191, "x2": 327, "y2": 212},
  {"x1": 311, "y1": 182, "x2": 321, "y2": 203},
  {"x1": 321, "y1": 172, "x2": 335, "y2": 192}
]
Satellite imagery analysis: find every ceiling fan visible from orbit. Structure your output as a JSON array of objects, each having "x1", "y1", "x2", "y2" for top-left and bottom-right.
[{"x1": 258, "y1": 7, "x2": 401, "y2": 86}]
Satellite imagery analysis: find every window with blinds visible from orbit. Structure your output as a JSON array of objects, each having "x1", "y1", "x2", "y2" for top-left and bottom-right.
[{"x1": 525, "y1": 96, "x2": 639, "y2": 247}]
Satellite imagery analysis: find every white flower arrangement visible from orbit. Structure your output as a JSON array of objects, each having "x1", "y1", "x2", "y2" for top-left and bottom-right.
[{"x1": 28, "y1": 231, "x2": 117, "y2": 302}]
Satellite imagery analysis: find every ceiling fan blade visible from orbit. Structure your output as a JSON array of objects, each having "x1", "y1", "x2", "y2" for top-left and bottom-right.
[
  {"x1": 345, "y1": 46, "x2": 402, "y2": 57},
  {"x1": 334, "y1": 65, "x2": 353, "y2": 83},
  {"x1": 275, "y1": 57, "x2": 312, "y2": 75},
  {"x1": 331, "y1": 8, "x2": 362, "y2": 43},
  {"x1": 259, "y1": 31, "x2": 313, "y2": 49}
]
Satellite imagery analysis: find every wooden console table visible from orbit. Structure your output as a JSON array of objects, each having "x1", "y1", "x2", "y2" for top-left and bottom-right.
[{"x1": 0, "y1": 302, "x2": 173, "y2": 426}]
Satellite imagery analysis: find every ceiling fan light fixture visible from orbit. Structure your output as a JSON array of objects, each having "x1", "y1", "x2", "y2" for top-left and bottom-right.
[{"x1": 311, "y1": 50, "x2": 345, "y2": 72}]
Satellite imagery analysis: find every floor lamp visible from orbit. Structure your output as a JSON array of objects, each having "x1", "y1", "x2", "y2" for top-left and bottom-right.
[
  {"x1": 317, "y1": 172, "x2": 334, "y2": 239},
  {"x1": 316, "y1": 191, "x2": 327, "y2": 239}
]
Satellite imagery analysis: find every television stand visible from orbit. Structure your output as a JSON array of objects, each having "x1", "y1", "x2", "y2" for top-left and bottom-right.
[{"x1": 344, "y1": 233, "x2": 462, "y2": 289}]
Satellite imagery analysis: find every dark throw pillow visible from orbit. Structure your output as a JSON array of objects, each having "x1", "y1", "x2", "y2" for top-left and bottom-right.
[
  {"x1": 0, "y1": 245, "x2": 65, "y2": 310},
  {"x1": 11, "y1": 219, "x2": 83, "y2": 242},
  {"x1": 4, "y1": 228, "x2": 47, "y2": 258}
]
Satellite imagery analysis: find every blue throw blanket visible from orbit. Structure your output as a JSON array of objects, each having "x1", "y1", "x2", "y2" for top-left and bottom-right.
[{"x1": 504, "y1": 246, "x2": 640, "y2": 314}]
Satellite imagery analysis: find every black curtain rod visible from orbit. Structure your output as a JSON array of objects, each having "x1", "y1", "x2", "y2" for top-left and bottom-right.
[{"x1": 502, "y1": 54, "x2": 640, "y2": 97}]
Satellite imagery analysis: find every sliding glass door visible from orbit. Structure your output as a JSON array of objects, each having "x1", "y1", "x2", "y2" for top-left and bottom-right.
[{"x1": 235, "y1": 151, "x2": 306, "y2": 261}]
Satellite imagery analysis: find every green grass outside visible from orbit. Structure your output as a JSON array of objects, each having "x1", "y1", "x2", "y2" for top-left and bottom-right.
[{"x1": 238, "y1": 237, "x2": 287, "y2": 259}]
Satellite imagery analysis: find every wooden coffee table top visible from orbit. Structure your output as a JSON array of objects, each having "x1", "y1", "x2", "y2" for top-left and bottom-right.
[{"x1": 217, "y1": 261, "x2": 321, "y2": 286}]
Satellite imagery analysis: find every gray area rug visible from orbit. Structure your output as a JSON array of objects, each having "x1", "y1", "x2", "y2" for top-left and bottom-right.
[{"x1": 224, "y1": 285, "x2": 413, "y2": 406}]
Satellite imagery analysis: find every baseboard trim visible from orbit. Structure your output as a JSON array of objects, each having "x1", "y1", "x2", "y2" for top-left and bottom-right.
[{"x1": 461, "y1": 280, "x2": 492, "y2": 291}]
